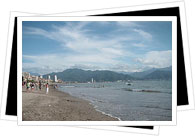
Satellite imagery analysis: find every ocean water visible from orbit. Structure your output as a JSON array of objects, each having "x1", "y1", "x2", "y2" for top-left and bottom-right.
[{"x1": 58, "y1": 80, "x2": 172, "y2": 121}]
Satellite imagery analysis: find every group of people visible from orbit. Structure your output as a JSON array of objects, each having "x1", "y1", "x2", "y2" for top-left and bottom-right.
[{"x1": 22, "y1": 81, "x2": 49, "y2": 94}]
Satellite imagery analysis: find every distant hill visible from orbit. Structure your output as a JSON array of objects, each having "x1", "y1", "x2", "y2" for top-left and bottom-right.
[
  {"x1": 158, "y1": 66, "x2": 172, "y2": 71},
  {"x1": 130, "y1": 66, "x2": 172, "y2": 79},
  {"x1": 143, "y1": 70, "x2": 172, "y2": 80},
  {"x1": 129, "y1": 68, "x2": 156, "y2": 78},
  {"x1": 43, "y1": 68, "x2": 134, "y2": 82}
]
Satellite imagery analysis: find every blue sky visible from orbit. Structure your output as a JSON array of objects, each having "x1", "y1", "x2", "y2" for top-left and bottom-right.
[{"x1": 22, "y1": 21, "x2": 172, "y2": 75}]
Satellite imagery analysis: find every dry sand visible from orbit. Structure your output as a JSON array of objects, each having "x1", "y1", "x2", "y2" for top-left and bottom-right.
[{"x1": 22, "y1": 86, "x2": 118, "y2": 121}]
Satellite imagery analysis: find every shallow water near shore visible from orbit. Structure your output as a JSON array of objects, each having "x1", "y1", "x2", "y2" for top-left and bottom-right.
[{"x1": 58, "y1": 80, "x2": 172, "y2": 121}]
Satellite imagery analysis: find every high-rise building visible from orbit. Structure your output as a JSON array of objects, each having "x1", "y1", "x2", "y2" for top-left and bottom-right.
[
  {"x1": 54, "y1": 75, "x2": 58, "y2": 82},
  {"x1": 48, "y1": 75, "x2": 50, "y2": 80}
]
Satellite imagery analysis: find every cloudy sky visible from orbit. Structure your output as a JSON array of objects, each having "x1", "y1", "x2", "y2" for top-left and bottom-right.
[{"x1": 22, "y1": 21, "x2": 172, "y2": 75}]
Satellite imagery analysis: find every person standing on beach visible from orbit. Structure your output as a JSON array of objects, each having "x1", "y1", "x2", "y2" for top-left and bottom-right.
[
  {"x1": 22, "y1": 76, "x2": 24, "y2": 87},
  {"x1": 35, "y1": 82, "x2": 37, "y2": 90},
  {"x1": 46, "y1": 83, "x2": 49, "y2": 94},
  {"x1": 54, "y1": 84, "x2": 58, "y2": 89},
  {"x1": 39, "y1": 81, "x2": 42, "y2": 91},
  {"x1": 35, "y1": 82, "x2": 38, "y2": 90},
  {"x1": 31, "y1": 83, "x2": 35, "y2": 91},
  {"x1": 26, "y1": 82, "x2": 30, "y2": 91}
]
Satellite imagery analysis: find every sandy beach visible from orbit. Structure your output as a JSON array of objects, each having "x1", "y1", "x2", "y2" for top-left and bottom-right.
[{"x1": 22, "y1": 86, "x2": 118, "y2": 121}]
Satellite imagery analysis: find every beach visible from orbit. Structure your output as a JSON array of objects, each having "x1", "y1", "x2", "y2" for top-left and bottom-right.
[{"x1": 22, "y1": 86, "x2": 118, "y2": 121}]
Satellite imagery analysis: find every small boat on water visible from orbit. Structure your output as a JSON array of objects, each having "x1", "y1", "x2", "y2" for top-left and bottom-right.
[{"x1": 126, "y1": 82, "x2": 132, "y2": 86}]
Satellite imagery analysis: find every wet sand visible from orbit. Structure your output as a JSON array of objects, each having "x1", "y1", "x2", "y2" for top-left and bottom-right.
[{"x1": 22, "y1": 86, "x2": 118, "y2": 121}]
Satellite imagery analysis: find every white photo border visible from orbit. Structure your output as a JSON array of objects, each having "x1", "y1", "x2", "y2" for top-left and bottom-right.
[
  {"x1": 1, "y1": 1, "x2": 191, "y2": 134},
  {"x1": 0, "y1": 11, "x2": 15, "y2": 121},
  {"x1": 0, "y1": 12, "x2": 43, "y2": 121},
  {"x1": 17, "y1": 16, "x2": 177, "y2": 126},
  {"x1": 77, "y1": 126, "x2": 159, "y2": 135},
  {"x1": 1, "y1": 1, "x2": 193, "y2": 122}
]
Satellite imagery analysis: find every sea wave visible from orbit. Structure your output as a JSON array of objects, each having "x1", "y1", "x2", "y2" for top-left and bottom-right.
[
  {"x1": 139, "y1": 105, "x2": 171, "y2": 111},
  {"x1": 63, "y1": 86, "x2": 75, "y2": 88},
  {"x1": 89, "y1": 103, "x2": 122, "y2": 121},
  {"x1": 122, "y1": 88, "x2": 171, "y2": 94}
]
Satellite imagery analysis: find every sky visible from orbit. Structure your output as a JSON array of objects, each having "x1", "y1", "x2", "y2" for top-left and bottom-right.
[{"x1": 22, "y1": 21, "x2": 172, "y2": 75}]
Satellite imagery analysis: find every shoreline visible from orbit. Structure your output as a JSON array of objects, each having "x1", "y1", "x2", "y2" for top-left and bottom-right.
[
  {"x1": 59, "y1": 91, "x2": 121, "y2": 121},
  {"x1": 91, "y1": 104, "x2": 122, "y2": 121},
  {"x1": 56, "y1": 86, "x2": 121, "y2": 121},
  {"x1": 22, "y1": 86, "x2": 118, "y2": 121}
]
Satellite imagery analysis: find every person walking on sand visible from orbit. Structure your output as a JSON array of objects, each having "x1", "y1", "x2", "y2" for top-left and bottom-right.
[{"x1": 46, "y1": 83, "x2": 49, "y2": 94}]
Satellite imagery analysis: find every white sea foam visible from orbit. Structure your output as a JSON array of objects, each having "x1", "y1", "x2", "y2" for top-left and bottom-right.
[
  {"x1": 89, "y1": 102, "x2": 122, "y2": 121},
  {"x1": 63, "y1": 86, "x2": 75, "y2": 88}
]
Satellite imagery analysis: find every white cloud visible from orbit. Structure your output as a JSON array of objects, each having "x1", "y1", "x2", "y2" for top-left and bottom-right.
[
  {"x1": 23, "y1": 50, "x2": 172, "y2": 74},
  {"x1": 22, "y1": 22, "x2": 165, "y2": 74},
  {"x1": 22, "y1": 51, "x2": 123, "y2": 74},
  {"x1": 132, "y1": 43, "x2": 146, "y2": 47},
  {"x1": 24, "y1": 22, "x2": 133, "y2": 54},
  {"x1": 133, "y1": 29, "x2": 152, "y2": 40},
  {"x1": 101, "y1": 48, "x2": 123, "y2": 56},
  {"x1": 23, "y1": 22, "x2": 136, "y2": 74},
  {"x1": 116, "y1": 21, "x2": 140, "y2": 27},
  {"x1": 137, "y1": 50, "x2": 172, "y2": 68}
]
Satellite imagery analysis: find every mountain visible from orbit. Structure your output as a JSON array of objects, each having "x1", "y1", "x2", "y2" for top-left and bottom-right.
[
  {"x1": 129, "y1": 68, "x2": 156, "y2": 78},
  {"x1": 143, "y1": 70, "x2": 172, "y2": 80},
  {"x1": 43, "y1": 68, "x2": 134, "y2": 82},
  {"x1": 157, "y1": 66, "x2": 172, "y2": 71},
  {"x1": 130, "y1": 66, "x2": 172, "y2": 79}
]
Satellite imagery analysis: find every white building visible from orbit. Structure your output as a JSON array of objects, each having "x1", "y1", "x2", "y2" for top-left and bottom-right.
[
  {"x1": 48, "y1": 75, "x2": 50, "y2": 80},
  {"x1": 32, "y1": 76, "x2": 38, "y2": 82},
  {"x1": 22, "y1": 72, "x2": 30, "y2": 78},
  {"x1": 40, "y1": 75, "x2": 43, "y2": 78},
  {"x1": 54, "y1": 75, "x2": 58, "y2": 82}
]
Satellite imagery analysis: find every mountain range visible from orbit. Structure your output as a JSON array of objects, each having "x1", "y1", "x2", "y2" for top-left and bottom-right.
[
  {"x1": 43, "y1": 69, "x2": 134, "y2": 82},
  {"x1": 129, "y1": 66, "x2": 172, "y2": 79},
  {"x1": 42, "y1": 66, "x2": 172, "y2": 82}
]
